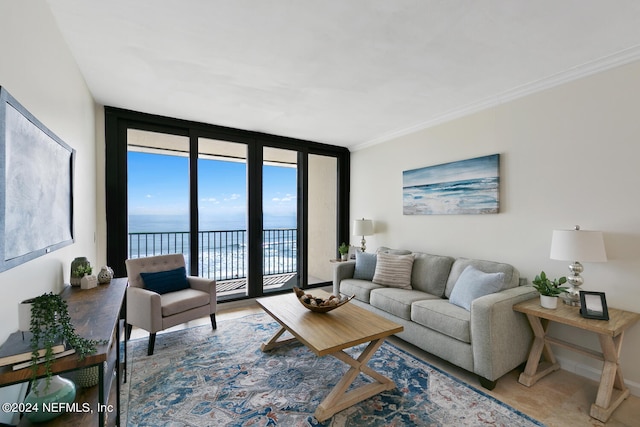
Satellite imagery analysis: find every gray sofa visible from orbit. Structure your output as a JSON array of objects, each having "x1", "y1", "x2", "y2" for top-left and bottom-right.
[{"x1": 332, "y1": 247, "x2": 537, "y2": 389}]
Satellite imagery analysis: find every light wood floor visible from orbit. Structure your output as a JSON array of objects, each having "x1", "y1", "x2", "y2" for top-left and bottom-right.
[{"x1": 129, "y1": 301, "x2": 640, "y2": 427}]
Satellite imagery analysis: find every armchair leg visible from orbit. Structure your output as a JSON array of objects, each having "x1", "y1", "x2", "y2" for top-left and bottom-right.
[
  {"x1": 210, "y1": 313, "x2": 217, "y2": 330},
  {"x1": 126, "y1": 324, "x2": 132, "y2": 341},
  {"x1": 148, "y1": 333, "x2": 156, "y2": 356}
]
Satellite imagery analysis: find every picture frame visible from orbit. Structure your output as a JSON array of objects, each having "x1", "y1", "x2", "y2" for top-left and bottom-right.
[
  {"x1": 347, "y1": 245, "x2": 360, "y2": 260},
  {"x1": 402, "y1": 153, "x2": 500, "y2": 215},
  {"x1": 579, "y1": 291, "x2": 609, "y2": 320},
  {"x1": 0, "y1": 86, "x2": 75, "y2": 273}
]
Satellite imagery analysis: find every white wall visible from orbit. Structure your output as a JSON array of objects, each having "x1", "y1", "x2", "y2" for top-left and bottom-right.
[
  {"x1": 350, "y1": 60, "x2": 640, "y2": 393},
  {"x1": 0, "y1": 1, "x2": 97, "y2": 337}
]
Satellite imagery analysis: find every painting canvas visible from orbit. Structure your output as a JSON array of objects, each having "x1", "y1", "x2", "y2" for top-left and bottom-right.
[
  {"x1": 403, "y1": 154, "x2": 499, "y2": 215},
  {"x1": 0, "y1": 87, "x2": 75, "y2": 272}
]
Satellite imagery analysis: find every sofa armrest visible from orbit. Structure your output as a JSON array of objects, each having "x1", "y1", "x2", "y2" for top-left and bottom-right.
[
  {"x1": 188, "y1": 276, "x2": 217, "y2": 314},
  {"x1": 332, "y1": 260, "x2": 356, "y2": 296},
  {"x1": 127, "y1": 286, "x2": 163, "y2": 333},
  {"x1": 470, "y1": 286, "x2": 538, "y2": 381}
]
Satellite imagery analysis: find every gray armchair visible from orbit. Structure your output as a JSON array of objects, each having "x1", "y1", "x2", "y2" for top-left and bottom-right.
[{"x1": 125, "y1": 254, "x2": 217, "y2": 355}]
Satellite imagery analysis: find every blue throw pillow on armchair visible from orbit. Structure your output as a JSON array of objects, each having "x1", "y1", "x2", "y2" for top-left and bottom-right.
[{"x1": 140, "y1": 266, "x2": 190, "y2": 295}]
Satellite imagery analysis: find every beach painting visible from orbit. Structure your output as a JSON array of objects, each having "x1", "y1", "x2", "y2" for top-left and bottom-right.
[{"x1": 403, "y1": 154, "x2": 499, "y2": 215}]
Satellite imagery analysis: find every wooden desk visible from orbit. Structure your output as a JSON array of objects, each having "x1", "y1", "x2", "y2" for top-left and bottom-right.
[
  {"x1": 0, "y1": 278, "x2": 127, "y2": 427},
  {"x1": 513, "y1": 298, "x2": 640, "y2": 422}
]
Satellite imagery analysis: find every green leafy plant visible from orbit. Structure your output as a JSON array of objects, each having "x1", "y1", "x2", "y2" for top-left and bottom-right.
[
  {"x1": 29, "y1": 293, "x2": 105, "y2": 393},
  {"x1": 71, "y1": 264, "x2": 92, "y2": 277},
  {"x1": 338, "y1": 242, "x2": 349, "y2": 256},
  {"x1": 532, "y1": 271, "x2": 568, "y2": 297}
]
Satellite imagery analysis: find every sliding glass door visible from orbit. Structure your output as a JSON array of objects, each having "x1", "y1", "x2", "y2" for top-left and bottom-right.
[
  {"x1": 307, "y1": 154, "x2": 338, "y2": 285},
  {"x1": 105, "y1": 107, "x2": 350, "y2": 301},
  {"x1": 126, "y1": 129, "x2": 191, "y2": 261},
  {"x1": 198, "y1": 138, "x2": 248, "y2": 298},
  {"x1": 262, "y1": 147, "x2": 298, "y2": 294}
]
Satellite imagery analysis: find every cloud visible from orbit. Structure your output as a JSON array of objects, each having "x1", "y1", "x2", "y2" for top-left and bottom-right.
[{"x1": 272, "y1": 193, "x2": 296, "y2": 203}]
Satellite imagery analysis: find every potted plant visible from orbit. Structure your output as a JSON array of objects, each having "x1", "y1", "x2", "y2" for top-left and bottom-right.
[
  {"x1": 338, "y1": 242, "x2": 350, "y2": 261},
  {"x1": 532, "y1": 271, "x2": 568, "y2": 309},
  {"x1": 22, "y1": 292, "x2": 106, "y2": 421},
  {"x1": 70, "y1": 257, "x2": 92, "y2": 286}
]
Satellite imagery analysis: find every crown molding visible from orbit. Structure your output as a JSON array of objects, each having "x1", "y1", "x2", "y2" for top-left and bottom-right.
[{"x1": 352, "y1": 45, "x2": 640, "y2": 152}]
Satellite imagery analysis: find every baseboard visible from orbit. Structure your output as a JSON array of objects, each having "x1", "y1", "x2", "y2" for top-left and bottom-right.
[{"x1": 556, "y1": 355, "x2": 640, "y2": 397}]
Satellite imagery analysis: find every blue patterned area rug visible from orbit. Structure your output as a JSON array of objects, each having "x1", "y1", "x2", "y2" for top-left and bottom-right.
[{"x1": 121, "y1": 313, "x2": 544, "y2": 426}]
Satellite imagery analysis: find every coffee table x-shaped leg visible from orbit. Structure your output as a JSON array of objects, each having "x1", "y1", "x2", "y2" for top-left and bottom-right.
[{"x1": 261, "y1": 327, "x2": 397, "y2": 422}]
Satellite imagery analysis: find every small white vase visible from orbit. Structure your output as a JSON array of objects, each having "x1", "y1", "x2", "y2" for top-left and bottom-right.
[
  {"x1": 18, "y1": 299, "x2": 34, "y2": 332},
  {"x1": 540, "y1": 295, "x2": 558, "y2": 309}
]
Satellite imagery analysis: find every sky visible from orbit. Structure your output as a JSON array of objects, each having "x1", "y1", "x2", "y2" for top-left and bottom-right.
[{"x1": 127, "y1": 152, "x2": 297, "y2": 228}]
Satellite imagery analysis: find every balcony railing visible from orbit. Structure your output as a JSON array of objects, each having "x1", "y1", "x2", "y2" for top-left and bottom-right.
[{"x1": 128, "y1": 229, "x2": 297, "y2": 282}]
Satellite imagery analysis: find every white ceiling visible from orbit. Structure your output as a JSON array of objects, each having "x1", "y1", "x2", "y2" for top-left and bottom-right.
[{"x1": 45, "y1": 0, "x2": 640, "y2": 150}]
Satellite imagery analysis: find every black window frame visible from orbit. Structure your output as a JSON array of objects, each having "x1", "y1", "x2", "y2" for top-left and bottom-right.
[{"x1": 105, "y1": 107, "x2": 350, "y2": 299}]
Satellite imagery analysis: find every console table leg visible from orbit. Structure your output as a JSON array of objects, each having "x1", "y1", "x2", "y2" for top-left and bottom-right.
[
  {"x1": 519, "y1": 315, "x2": 560, "y2": 386},
  {"x1": 590, "y1": 332, "x2": 629, "y2": 422}
]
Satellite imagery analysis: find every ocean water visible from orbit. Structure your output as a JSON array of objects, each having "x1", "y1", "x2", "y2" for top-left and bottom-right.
[
  {"x1": 128, "y1": 214, "x2": 297, "y2": 280},
  {"x1": 403, "y1": 176, "x2": 499, "y2": 215}
]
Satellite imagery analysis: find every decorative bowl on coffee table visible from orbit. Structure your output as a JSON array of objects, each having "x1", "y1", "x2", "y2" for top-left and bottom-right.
[{"x1": 293, "y1": 287, "x2": 354, "y2": 313}]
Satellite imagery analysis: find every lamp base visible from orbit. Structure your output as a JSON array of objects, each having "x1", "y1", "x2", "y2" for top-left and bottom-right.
[
  {"x1": 562, "y1": 262, "x2": 584, "y2": 306},
  {"x1": 562, "y1": 293, "x2": 581, "y2": 307}
]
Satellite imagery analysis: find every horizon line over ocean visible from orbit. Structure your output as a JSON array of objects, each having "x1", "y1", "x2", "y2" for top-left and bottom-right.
[{"x1": 128, "y1": 213, "x2": 297, "y2": 233}]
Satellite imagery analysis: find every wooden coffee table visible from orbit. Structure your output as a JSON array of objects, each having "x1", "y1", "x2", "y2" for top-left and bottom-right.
[{"x1": 257, "y1": 290, "x2": 404, "y2": 421}]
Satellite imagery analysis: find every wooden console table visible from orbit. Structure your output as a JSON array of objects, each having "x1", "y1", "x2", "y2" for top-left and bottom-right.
[
  {"x1": 0, "y1": 278, "x2": 127, "y2": 427},
  {"x1": 513, "y1": 298, "x2": 640, "y2": 422}
]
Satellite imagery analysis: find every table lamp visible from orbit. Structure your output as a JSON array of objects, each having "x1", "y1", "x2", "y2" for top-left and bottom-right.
[
  {"x1": 550, "y1": 225, "x2": 607, "y2": 306},
  {"x1": 353, "y1": 218, "x2": 374, "y2": 252}
]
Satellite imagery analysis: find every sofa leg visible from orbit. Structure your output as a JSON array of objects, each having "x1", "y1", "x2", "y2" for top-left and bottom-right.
[
  {"x1": 210, "y1": 313, "x2": 217, "y2": 330},
  {"x1": 479, "y1": 376, "x2": 497, "y2": 390},
  {"x1": 148, "y1": 333, "x2": 156, "y2": 356},
  {"x1": 126, "y1": 324, "x2": 132, "y2": 341}
]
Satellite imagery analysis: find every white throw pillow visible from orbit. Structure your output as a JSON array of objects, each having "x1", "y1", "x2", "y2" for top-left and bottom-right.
[
  {"x1": 372, "y1": 252, "x2": 414, "y2": 289},
  {"x1": 449, "y1": 265, "x2": 505, "y2": 311}
]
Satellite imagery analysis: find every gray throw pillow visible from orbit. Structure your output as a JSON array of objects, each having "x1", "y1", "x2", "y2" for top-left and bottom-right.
[
  {"x1": 372, "y1": 252, "x2": 414, "y2": 289},
  {"x1": 353, "y1": 252, "x2": 377, "y2": 280},
  {"x1": 449, "y1": 265, "x2": 505, "y2": 311}
]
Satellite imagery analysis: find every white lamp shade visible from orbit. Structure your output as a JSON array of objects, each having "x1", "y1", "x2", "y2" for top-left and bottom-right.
[
  {"x1": 353, "y1": 219, "x2": 374, "y2": 236},
  {"x1": 550, "y1": 229, "x2": 607, "y2": 262}
]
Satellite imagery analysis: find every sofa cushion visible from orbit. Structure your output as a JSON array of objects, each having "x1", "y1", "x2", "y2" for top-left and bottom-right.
[
  {"x1": 411, "y1": 299, "x2": 471, "y2": 343},
  {"x1": 411, "y1": 253, "x2": 455, "y2": 297},
  {"x1": 353, "y1": 252, "x2": 377, "y2": 280},
  {"x1": 445, "y1": 258, "x2": 519, "y2": 298},
  {"x1": 449, "y1": 266, "x2": 505, "y2": 311},
  {"x1": 372, "y1": 252, "x2": 415, "y2": 289},
  {"x1": 370, "y1": 288, "x2": 439, "y2": 320},
  {"x1": 140, "y1": 266, "x2": 190, "y2": 295},
  {"x1": 340, "y1": 279, "x2": 385, "y2": 303},
  {"x1": 161, "y1": 288, "x2": 210, "y2": 317},
  {"x1": 377, "y1": 246, "x2": 413, "y2": 256}
]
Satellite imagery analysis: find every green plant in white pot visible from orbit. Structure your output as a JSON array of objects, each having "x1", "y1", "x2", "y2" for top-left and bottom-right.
[
  {"x1": 532, "y1": 271, "x2": 568, "y2": 309},
  {"x1": 338, "y1": 242, "x2": 349, "y2": 261}
]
